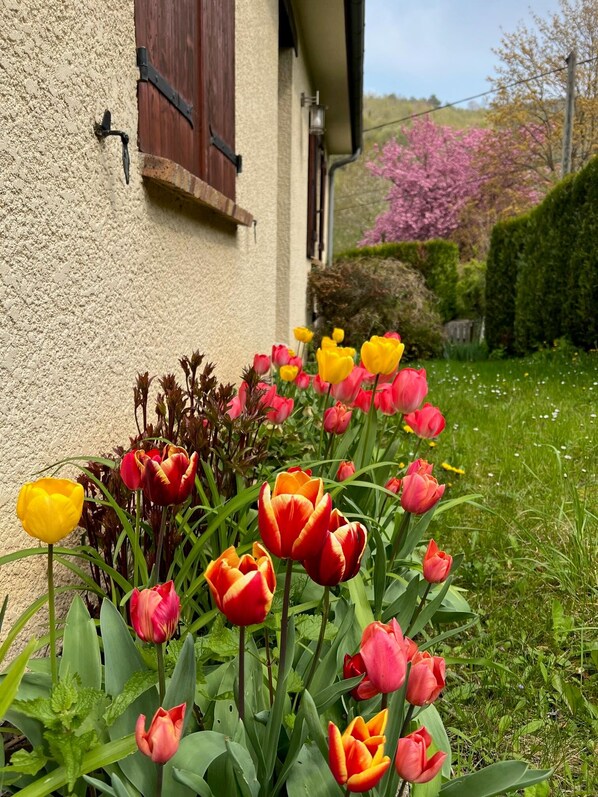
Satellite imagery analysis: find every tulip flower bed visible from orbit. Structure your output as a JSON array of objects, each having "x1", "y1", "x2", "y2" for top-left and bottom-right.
[{"x1": 0, "y1": 331, "x2": 554, "y2": 797}]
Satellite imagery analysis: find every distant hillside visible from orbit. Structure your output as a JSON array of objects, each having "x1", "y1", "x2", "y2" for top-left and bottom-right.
[{"x1": 333, "y1": 94, "x2": 489, "y2": 255}]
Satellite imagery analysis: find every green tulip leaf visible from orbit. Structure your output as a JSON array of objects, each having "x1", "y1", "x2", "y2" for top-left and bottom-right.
[
  {"x1": 313, "y1": 675, "x2": 363, "y2": 713},
  {"x1": 285, "y1": 742, "x2": 342, "y2": 797},
  {"x1": 417, "y1": 704, "x2": 452, "y2": 778},
  {"x1": 0, "y1": 637, "x2": 36, "y2": 721},
  {"x1": 440, "y1": 760, "x2": 541, "y2": 796},
  {"x1": 163, "y1": 634, "x2": 196, "y2": 731},
  {"x1": 172, "y1": 768, "x2": 214, "y2": 797},
  {"x1": 59, "y1": 594, "x2": 101, "y2": 689}
]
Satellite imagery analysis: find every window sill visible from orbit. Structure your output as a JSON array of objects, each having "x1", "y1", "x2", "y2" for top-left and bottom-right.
[{"x1": 141, "y1": 155, "x2": 254, "y2": 227}]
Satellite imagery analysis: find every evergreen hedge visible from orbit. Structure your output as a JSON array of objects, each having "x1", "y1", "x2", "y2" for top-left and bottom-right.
[
  {"x1": 486, "y1": 156, "x2": 598, "y2": 353},
  {"x1": 338, "y1": 240, "x2": 459, "y2": 322}
]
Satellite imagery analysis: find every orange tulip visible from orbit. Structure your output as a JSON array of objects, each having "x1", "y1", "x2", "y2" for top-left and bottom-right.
[
  {"x1": 135, "y1": 703, "x2": 185, "y2": 764},
  {"x1": 205, "y1": 542, "x2": 276, "y2": 626},
  {"x1": 258, "y1": 469, "x2": 331, "y2": 560},
  {"x1": 328, "y1": 709, "x2": 391, "y2": 792},
  {"x1": 422, "y1": 539, "x2": 453, "y2": 583}
]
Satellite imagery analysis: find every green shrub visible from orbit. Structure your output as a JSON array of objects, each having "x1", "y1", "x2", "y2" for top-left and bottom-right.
[
  {"x1": 455, "y1": 259, "x2": 486, "y2": 318},
  {"x1": 338, "y1": 239, "x2": 459, "y2": 321},
  {"x1": 309, "y1": 257, "x2": 444, "y2": 359}
]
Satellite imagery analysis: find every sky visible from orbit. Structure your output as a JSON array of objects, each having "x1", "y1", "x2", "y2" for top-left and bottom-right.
[{"x1": 364, "y1": 0, "x2": 562, "y2": 104}]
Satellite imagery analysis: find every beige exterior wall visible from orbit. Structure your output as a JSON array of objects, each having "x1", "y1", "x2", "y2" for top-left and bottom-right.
[{"x1": 0, "y1": 0, "x2": 317, "y2": 640}]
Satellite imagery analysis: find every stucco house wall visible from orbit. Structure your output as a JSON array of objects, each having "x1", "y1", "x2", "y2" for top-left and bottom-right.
[{"x1": 0, "y1": 0, "x2": 321, "y2": 637}]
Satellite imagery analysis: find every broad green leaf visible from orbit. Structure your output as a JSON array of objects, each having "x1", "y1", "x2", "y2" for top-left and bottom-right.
[
  {"x1": 440, "y1": 760, "x2": 530, "y2": 796},
  {"x1": 347, "y1": 573, "x2": 375, "y2": 630},
  {"x1": 162, "y1": 731, "x2": 231, "y2": 797},
  {"x1": 413, "y1": 773, "x2": 442, "y2": 797},
  {"x1": 163, "y1": 635, "x2": 196, "y2": 732},
  {"x1": 60, "y1": 595, "x2": 101, "y2": 689},
  {"x1": 225, "y1": 739, "x2": 260, "y2": 797},
  {"x1": 172, "y1": 768, "x2": 214, "y2": 797},
  {"x1": 285, "y1": 742, "x2": 342, "y2": 797},
  {"x1": 382, "y1": 574, "x2": 420, "y2": 626},
  {"x1": 0, "y1": 637, "x2": 36, "y2": 720}
]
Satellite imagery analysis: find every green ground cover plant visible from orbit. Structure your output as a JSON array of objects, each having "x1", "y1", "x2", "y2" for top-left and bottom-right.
[{"x1": 419, "y1": 348, "x2": 598, "y2": 797}]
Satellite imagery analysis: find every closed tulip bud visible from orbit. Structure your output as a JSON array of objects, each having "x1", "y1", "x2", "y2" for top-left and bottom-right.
[
  {"x1": 423, "y1": 539, "x2": 453, "y2": 583},
  {"x1": 258, "y1": 469, "x2": 331, "y2": 560},
  {"x1": 135, "y1": 703, "x2": 185, "y2": 764},
  {"x1": 257, "y1": 381, "x2": 277, "y2": 410},
  {"x1": 17, "y1": 478, "x2": 84, "y2": 545},
  {"x1": 332, "y1": 327, "x2": 345, "y2": 343},
  {"x1": 360, "y1": 618, "x2": 407, "y2": 694},
  {"x1": 313, "y1": 373, "x2": 331, "y2": 395},
  {"x1": 321, "y1": 336, "x2": 337, "y2": 349},
  {"x1": 266, "y1": 395, "x2": 294, "y2": 424},
  {"x1": 323, "y1": 402, "x2": 352, "y2": 435},
  {"x1": 316, "y1": 347, "x2": 354, "y2": 385},
  {"x1": 395, "y1": 726, "x2": 447, "y2": 784},
  {"x1": 205, "y1": 542, "x2": 276, "y2": 626},
  {"x1": 271, "y1": 344, "x2": 291, "y2": 367},
  {"x1": 120, "y1": 449, "x2": 161, "y2": 491},
  {"x1": 374, "y1": 384, "x2": 397, "y2": 415},
  {"x1": 226, "y1": 395, "x2": 243, "y2": 419},
  {"x1": 295, "y1": 370, "x2": 311, "y2": 390},
  {"x1": 405, "y1": 636, "x2": 419, "y2": 661},
  {"x1": 279, "y1": 365, "x2": 299, "y2": 382},
  {"x1": 331, "y1": 366, "x2": 366, "y2": 403},
  {"x1": 289, "y1": 355, "x2": 303, "y2": 369},
  {"x1": 406, "y1": 651, "x2": 446, "y2": 706},
  {"x1": 253, "y1": 353, "x2": 271, "y2": 375},
  {"x1": 130, "y1": 581, "x2": 181, "y2": 644},
  {"x1": 404, "y1": 403, "x2": 446, "y2": 439},
  {"x1": 384, "y1": 330, "x2": 402, "y2": 340},
  {"x1": 385, "y1": 476, "x2": 402, "y2": 494},
  {"x1": 391, "y1": 368, "x2": 428, "y2": 414},
  {"x1": 361, "y1": 335, "x2": 405, "y2": 376},
  {"x1": 303, "y1": 508, "x2": 367, "y2": 586},
  {"x1": 353, "y1": 388, "x2": 373, "y2": 413},
  {"x1": 401, "y1": 473, "x2": 445, "y2": 515},
  {"x1": 343, "y1": 652, "x2": 380, "y2": 700},
  {"x1": 294, "y1": 326, "x2": 314, "y2": 344},
  {"x1": 328, "y1": 710, "x2": 391, "y2": 792},
  {"x1": 138, "y1": 445, "x2": 198, "y2": 506},
  {"x1": 336, "y1": 461, "x2": 356, "y2": 482},
  {"x1": 406, "y1": 458, "x2": 434, "y2": 477}
]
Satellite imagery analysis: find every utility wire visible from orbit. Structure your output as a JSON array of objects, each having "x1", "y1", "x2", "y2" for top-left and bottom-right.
[{"x1": 363, "y1": 54, "x2": 598, "y2": 133}]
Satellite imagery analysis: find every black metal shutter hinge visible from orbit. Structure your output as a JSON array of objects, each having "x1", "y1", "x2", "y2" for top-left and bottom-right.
[
  {"x1": 210, "y1": 126, "x2": 242, "y2": 173},
  {"x1": 137, "y1": 47, "x2": 194, "y2": 126}
]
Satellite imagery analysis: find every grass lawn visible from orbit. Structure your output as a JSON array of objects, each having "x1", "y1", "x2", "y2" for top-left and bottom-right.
[{"x1": 420, "y1": 348, "x2": 598, "y2": 797}]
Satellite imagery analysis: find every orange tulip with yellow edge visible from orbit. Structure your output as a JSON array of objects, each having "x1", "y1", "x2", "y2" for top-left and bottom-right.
[
  {"x1": 317, "y1": 346, "x2": 354, "y2": 385},
  {"x1": 294, "y1": 326, "x2": 314, "y2": 344},
  {"x1": 328, "y1": 709, "x2": 391, "y2": 792},
  {"x1": 361, "y1": 335, "x2": 405, "y2": 376},
  {"x1": 17, "y1": 478, "x2": 84, "y2": 544}
]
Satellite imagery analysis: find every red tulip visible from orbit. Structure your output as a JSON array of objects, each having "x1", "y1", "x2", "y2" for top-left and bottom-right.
[
  {"x1": 384, "y1": 476, "x2": 402, "y2": 495},
  {"x1": 353, "y1": 389, "x2": 373, "y2": 413},
  {"x1": 130, "y1": 581, "x2": 180, "y2": 644},
  {"x1": 303, "y1": 508, "x2": 367, "y2": 586},
  {"x1": 391, "y1": 368, "x2": 428, "y2": 414},
  {"x1": 406, "y1": 458, "x2": 434, "y2": 477},
  {"x1": 343, "y1": 653, "x2": 380, "y2": 700},
  {"x1": 120, "y1": 448, "x2": 161, "y2": 491},
  {"x1": 137, "y1": 444, "x2": 198, "y2": 506},
  {"x1": 295, "y1": 370, "x2": 311, "y2": 390},
  {"x1": 384, "y1": 330, "x2": 401, "y2": 340},
  {"x1": 313, "y1": 373, "x2": 331, "y2": 395},
  {"x1": 406, "y1": 651, "x2": 446, "y2": 706},
  {"x1": 258, "y1": 469, "x2": 331, "y2": 560},
  {"x1": 253, "y1": 353, "x2": 271, "y2": 375},
  {"x1": 360, "y1": 618, "x2": 407, "y2": 694},
  {"x1": 288, "y1": 355, "x2": 303, "y2": 369},
  {"x1": 331, "y1": 366, "x2": 366, "y2": 404},
  {"x1": 401, "y1": 472, "x2": 445, "y2": 515},
  {"x1": 404, "y1": 403, "x2": 446, "y2": 439},
  {"x1": 328, "y1": 710, "x2": 391, "y2": 793},
  {"x1": 266, "y1": 394, "x2": 294, "y2": 424},
  {"x1": 374, "y1": 384, "x2": 396, "y2": 415},
  {"x1": 395, "y1": 726, "x2": 447, "y2": 784},
  {"x1": 226, "y1": 395, "x2": 243, "y2": 419},
  {"x1": 257, "y1": 381, "x2": 278, "y2": 410},
  {"x1": 423, "y1": 539, "x2": 453, "y2": 583},
  {"x1": 205, "y1": 542, "x2": 276, "y2": 626},
  {"x1": 323, "y1": 402, "x2": 352, "y2": 434},
  {"x1": 135, "y1": 703, "x2": 185, "y2": 764},
  {"x1": 336, "y1": 461, "x2": 356, "y2": 482},
  {"x1": 272, "y1": 344, "x2": 291, "y2": 367}
]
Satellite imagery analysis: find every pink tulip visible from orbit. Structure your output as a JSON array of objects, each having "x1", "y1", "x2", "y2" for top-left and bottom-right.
[
  {"x1": 313, "y1": 374, "x2": 331, "y2": 395},
  {"x1": 323, "y1": 402, "x2": 352, "y2": 435},
  {"x1": 405, "y1": 636, "x2": 419, "y2": 661},
  {"x1": 289, "y1": 355, "x2": 303, "y2": 369},
  {"x1": 226, "y1": 395, "x2": 243, "y2": 420},
  {"x1": 374, "y1": 384, "x2": 396, "y2": 415},
  {"x1": 257, "y1": 381, "x2": 278, "y2": 410},
  {"x1": 295, "y1": 370, "x2": 311, "y2": 390},
  {"x1": 130, "y1": 581, "x2": 180, "y2": 644},
  {"x1": 331, "y1": 366, "x2": 366, "y2": 404},
  {"x1": 353, "y1": 389, "x2": 373, "y2": 413},
  {"x1": 406, "y1": 651, "x2": 446, "y2": 706},
  {"x1": 384, "y1": 476, "x2": 402, "y2": 495},
  {"x1": 395, "y1": 726, "x2": 447, "y2": 784},
  {"x1": 136, "y1": 703, "x2": 186, "y2": 764},
  {"x1": 359, "y1": 618, "x2": 407, "y2": 694},
  {"x1": 384, "y1": 330, "x2": 402, "y2": 340},
  {"x1": 423, "y1": 539, "x2": 453, "y2": 583},
  {"x1": 391, "y1": 368, "x2": 428, "y2": 414},
  {"x1": 266, "y1": 395, "x2": 294, "y2": 424},
  {"x1": 404, "y1": 403, "x2": 446, "y2": 439},
  {"x1": 336, "y1": 461, "x2": 356, "y2": 481},
  {"x1": 401, "y1": 472, "x2": 445, "y2": 515},
  {"x1": 406, "y1": 458, "x2": 434, "y2": 477},
  {"x1": 272, "y1": 344, "x2": 291, "y2": 368},
  {"x1": 253, "y1": 353, "x2": 271, "y2": 375}
]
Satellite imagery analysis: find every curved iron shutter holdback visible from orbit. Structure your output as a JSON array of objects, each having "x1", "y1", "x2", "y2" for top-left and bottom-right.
[{"x1": 94, "y1": 110, "x2": 130, "y2": 185}]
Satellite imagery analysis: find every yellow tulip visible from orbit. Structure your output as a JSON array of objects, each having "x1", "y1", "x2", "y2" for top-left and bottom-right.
[
  {"x1": 316, "y1": 347, "x2": 354, "y2": 385},
  {"x1": 280, "y1": 365, "x2": 299, "y2": 382},
  {"x1": 321, "y1": 336, "x2": 337, "y2": 349},
  {"x1": 294, "y1": 326, "x2": 314, "y2": 344},
  {"x1": 361, "y1": 336, "x2": 405, "y2": 376},
  {"x1": 17, "y1": 478, "x2": 84, "y2": 544},
  {"x1": 338, "y1": 346, "x2": 356, "y2": 358},
  {"x1": 332, "y1": 327, "x2": 345, "y2": 343}
]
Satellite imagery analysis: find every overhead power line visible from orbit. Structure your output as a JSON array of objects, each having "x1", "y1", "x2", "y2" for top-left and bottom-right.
[{"x1": 363, "y1": 54, "x2": 598, "y2": 134}]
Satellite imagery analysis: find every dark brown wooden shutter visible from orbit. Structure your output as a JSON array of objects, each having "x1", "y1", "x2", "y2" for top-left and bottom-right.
[
  {"x1": 306, "y1": 133, "x2": 320, "y2": 258},
  {"x1": 135, "y1": 0, "x2": 198, "y2": 176},
  {"x1": 200, "y1": 0, "x2": 236, "y2": 201}
]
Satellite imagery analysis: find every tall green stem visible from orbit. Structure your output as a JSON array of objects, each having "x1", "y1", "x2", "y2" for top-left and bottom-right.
[
  {"x1": 277, "y1": 559, "x2": 294, "y2": 682},
  {"x1": 400, "y1": 703, "x2": 416, "y2": 738},
  {"x1": 47, "y1": 544, "x2": 57, "y2": 685},
  {"x1": 152, "y1": 507, "x2": 169, "y2": 585},
  {"x1": 318, "y1": 385, "x2": 333, "y2": 460},
  {"x1": 238, "y1": 625, "x2": 246, "y2": 722},
  {"x1": 156, "y1": 763, "x2": 163, "y2": 797},
  {"x1": 303, "y1": 587, "x2": 330, "y2": 695},
  {"x1": 389, "y1": 511, "x2": 411, "y2": 568},
  {"x1": 156, "y1": 643, "x2": 166, "y2": 703}
]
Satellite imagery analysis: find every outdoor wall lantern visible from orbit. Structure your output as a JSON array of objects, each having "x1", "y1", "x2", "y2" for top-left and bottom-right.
[
  {"x1": 94, "y1": 110, "x2": 130, "y2": 185},
  {"x1": 301, "y1": 91, "x2": 326, "y2": 135}
]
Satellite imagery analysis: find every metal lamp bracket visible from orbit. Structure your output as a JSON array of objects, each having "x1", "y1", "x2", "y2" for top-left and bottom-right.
[{"x1": 94, "y1": 110, "x2": 130, "y2": 185}]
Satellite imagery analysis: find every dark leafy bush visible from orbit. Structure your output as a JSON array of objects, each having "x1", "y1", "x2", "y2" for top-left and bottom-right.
[
  {"x1": 455, "y1": 259, "x2": 486, "y2": 319},
  {"x1": 309, "y1": 257, "x2": 444, "y2": 359}
]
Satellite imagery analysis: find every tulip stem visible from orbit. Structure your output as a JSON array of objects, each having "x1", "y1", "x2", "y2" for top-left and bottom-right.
[
  {"x1": 389, "y1": 512, "x2": 411, "y2": 569},
  {"x1": 303, "y1": 587, "x2": 330, "y2": 697},
  {"x1": 400, "y1": 704, "x2": 416, "y2": 738},
  {"x1": 238, "y1": 625, "x2": 246, "y2": 723},
  {"x1": 152, "y1": 508, "x2": 169, "y2": 586},
  {"x1": 134, "y1": 490, "x2": 142, "y2": 588},
  {"x1": 47, "y1": 544, "x2": 57, "y2": 685},
  {"x1": 405, "y1": 582, "x2": 432, "y2": 637},
  {"x1": 157, "y1": 643, "x2": 166, "y2": 703},
  {"x1": 156, "y1": 763, "x2": 163, "y2": 797},
  {"x1": 318, "y1": 385, "x2": 333, "y2": 461},
  {"x1": 264, "y1": 629, "x2": 274, "y2": 706},
  {"x1": 277, "y1": 559, "x2": 294, "y2": 687}
]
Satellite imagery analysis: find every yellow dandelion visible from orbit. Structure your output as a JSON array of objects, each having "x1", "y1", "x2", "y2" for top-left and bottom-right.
[{"x1": 403, "y1": 424, "x2": 414, "y2": 434}]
